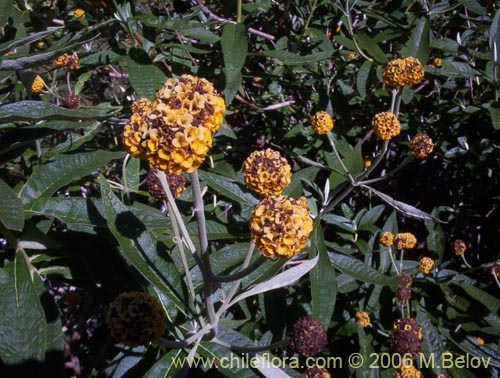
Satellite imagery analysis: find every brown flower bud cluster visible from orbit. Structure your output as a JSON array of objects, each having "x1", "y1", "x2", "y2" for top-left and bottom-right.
[
  {"x1": 122, "y1": 75, "x2": 226, "y2": 174},
  {"x1": 106, "y1": 292, "x2": 166, "y2": 347},
  {"x1": 390, "y1": 317, "x2": 423, "y2": 359},
  {"x1": 288, "y1": 316, "x2": 327, "y2": 357},
  {"x1": 409, "y1": 133, "x2": 434, "y2": 158},
  {"x1": 53, "y1": 52, "x2": 80, "y2": 70}
]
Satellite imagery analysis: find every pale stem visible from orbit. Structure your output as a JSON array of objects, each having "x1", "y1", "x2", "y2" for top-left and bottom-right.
[
  {"x1": 121, "y1": 153, "x2": 130, "y2": 201},
  {"x1": 326, "y1": 131, "x2": 354, "y2": 184},
  {"x1": 369, "y1": 324, "x2": 390, "y2": 338},
  {"x1": 387, "y1": 247, "x2": 400, "y2": 275},
  {"x1": 400, "y1": 250, "x2": 404, "y2": 272},
  {"x1": 190, "y1": 169, "x2": 218, "y2": 335},
  {"x1": 492, "y1": 271, "x2": 500, "y2": 289},
  {"x1": 461, "y1": 254, "x2": 472, "y2": 268},
  {"x1": 237, "y1": 0, "x2": 243, "y2": 23}
]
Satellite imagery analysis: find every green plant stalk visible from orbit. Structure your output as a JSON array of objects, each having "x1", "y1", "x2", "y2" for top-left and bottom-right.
[
  {"x1": 387, "y1": 247, "x2": 400, "y2": 275},
  {"x1": 190, "y1": 169, "x2": 218, "y2": 336},
  {"x1": 110, "y1": 0, "x2": 137, "y2": 46},
  {"x1": 326, "y1": 131, "x2": 355, "y2": 183},
  {"x1": 237, "y1": 0, "x2": 243, "y2": 23},
  {"x1": 301, "y1": 0, "x2": 318, "y2": 35}
]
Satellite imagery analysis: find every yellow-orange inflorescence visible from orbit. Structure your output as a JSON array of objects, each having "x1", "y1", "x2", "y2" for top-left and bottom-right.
[
  {"x1": 74, "y1": 8, "x2": 86, "y2": 19},
  {"x1": 372, "y1": 112, "x2": 400, "y2": 140},
  {"x1": 310, "y1": 111, "x2": 334, "y2": 135},
  {"x1": 393, "y1": 364, "x2": 421, "y2": 378},
  {"x1": 492, "y1": 261, "x2": 500, "y2": 278},
  {"x1": 106, "y1": 292, "x2": 166, "y2": 347},
  {"x1": 131, "y1": 97, "x2": 153, "y2": 115},
  {"x1": 242, "y1": 149, "x2": 292, "y2": 197},
  {"x1": 122, "y1": 75, "x2": 225, "y2": 174},
  {"x1": 393, "y1": 233, "x2": 417, "y2": 250},
  {"x1": 31, "y1": 75, "x2": 44, "y2": 93},
  {"x1": 418, "y1": 257, "x2": 435, "y2": 275},
  {"x1": 53, "y1": 52, "x2": 80, "y2": 70},
  {"x1": 304, "y1": 366, "x2": 331, "y2": 378},
  {"x1": 53, "y1": 53, "x2": 69, "y2": 67},
  {"x1": 379, "y1": 231, "x2": 394, "y2": 247},
  {"x1": 250, "y1": 195, "x2": 313, "y2": 258},
  {"x1": 383, "y1": 57, "x2": 425, "y2": 87},
  {"x1": 355, "y1": 311, "x2": 371, "y2": 328},
  {"x1": 409, "y1": 133, "x2": 434, "y2": 158}
]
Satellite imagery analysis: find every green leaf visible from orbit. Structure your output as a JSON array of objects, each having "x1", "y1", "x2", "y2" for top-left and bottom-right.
[
  {"x1": 222, "y1": 23, "x2": 247, "y2": 103},
  {"x1": 0, "y1": 27, "x2": 62, "y2": 56},
  {"x1": 0, "y1": 179, "x2": 24, "y2": 231},
  {"x1": 182, "y1": 27, "x2": 220, "y2": 44},
  {"x1": 485, "y1": 103, "x2": 500, "y2": 130},
  {"x1": 457, "y1": 0, "x2": 485, "y2": 15},
  {"x1": 143, "y1": 349, "x2": 186, "y2": 378},
  {"x1": 489, "y1": 8, "x2": 500, "y2": 49},
  {"x1": 358, "y1": 205, "x2": 385, "y2": 232},
  {"x1": 46, "y1": 122, "x2": 102, "y2": 157},
  {"x1": 355, "y1": 34, "x2": 388, "y2": 63},
  {"x1": 402, "y1": 17, "x2": 430, "y2": 65},
  {"x1": 329, "y1": 253, "x2": 398, "y2": 286},
  {"x1": 229, "y1": 255, "x2": 319, "y2": 307},
  {"x1": 0, "y1": 251, "x2": 56, "y2": 365},
  {"x1": 19, "y1": 151, "x2": 124, "y2": 203},
  {"x1": 198, "y1": 170, "x2": 260, "y2": 207},
  {"x1": 127, "y1": 47, "x2": 166, "y2": 99},
  {"x1": 309, "y1": 222, "x2": 336, "y2": 329},
  {"x1": 450, "y1": 275, "x2": 500, "y2": 314},
  {"x1": 356, "y1": 60, "x2": 373, "y2": 98},
  {"x1": 99, "y1": 176, "x2": 187, "y2": 315},
  {"x1": 262, "y1": 49, "x2": 332, "y2": 66},
  {"x1": 366, "y1": 187, "x2": 446, "y2": 223},
  {"x1": 0, "y1": 101, "x2": 117, "y2": 123},
  {"x1": 282, "y1": 166, "x2": 320, "y2": 198}
]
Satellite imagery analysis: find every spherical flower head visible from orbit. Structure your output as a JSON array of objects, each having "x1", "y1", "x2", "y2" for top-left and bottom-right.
[
  {"x1": 475, "y1": 337, "x2": 485, "y2": 345},
  {"x1": 106, "y1": 291, "x2": 166, "y2": 347},
  {"x1": 250, "y1": 195, "x2": 313, "y2": 258},
  {"x1": 355, "y1": 311, "x2": 371, "y2": 328},
  {"x1": 242, "y1": 148, "x2": 292, "y2": 197},
  {"x1": 122, "y1": 110, "x2": 153, "y2": 160},
  {"x1": 379, "y1": 231, "x2": 394, "y2": 247},
  {"x1": 431, "y1": 57, "x2": 442, "y2": 68},
  {"x1": 310, "y1": 111, "x2": 334, "y2": 135},
  {"x1": 395, "y1": 285, "x2": 412, "y2": 303},
  {"x1": 363, "y1": 155, "x2": 372, "y2": 168},
  {"x1": 393, "y1": 233, "x2": 417, "y2": 250},
  {"x1": 492, "y1": 261, "x2": 500, "y2": 278},
  {"x1": 418, "y1": 257, "x2": 434, "y2": 275},
  {"x1": 74, "y1": 8, "x2": 86, "y2": 19},
  {"x1": 383, "y1": 57, "x2": 424, "y2": 87},
  {"x1": 372, "y1": 112, "x2": 400, "y2": 140},
  {"x1": 304, "y1": 366, "x2": 331, "y2": 378},
  {"x1": 346, "y1": 52, "x2": 356, "y2": 60},
  {"x1": 453, "y1": 239, "x2": 466, "y2": 256},
  {"x1": 66, "y1": 52, "x2": 80, "y2": 70},
  {"x1": 288, "y1": 316, "x2": 327, "y2": 357},
  {"x1": 145, "y1": 170, "x2": 186, "y2": 201},
  {"x1": 397, "y1": 273, "x2": 413, "y2": 287},
  {"x1": 403, "y1": 57, "x2": 425, "y2": 85},
  {"x1": 64, "y1": 94, "x2": 81, "y2": 109},
  {"x1": 391, "y1": 318, "x2": 423, "y2": 359},
  {"x1": 53, "y1": 53, "x2": 70, "y2": 68},
  {"x1": 131, "y1": 98, "x2": 153, "y2": 115},
  {"x1": 393, "y1": 364, "x2": 421, "y2": 378},
  {"x1": 409, "y1": 133, "x2": 434, "y2": 158},
  {"x1": 31, "y1": 75, "x2": 44, "y2": 93}
]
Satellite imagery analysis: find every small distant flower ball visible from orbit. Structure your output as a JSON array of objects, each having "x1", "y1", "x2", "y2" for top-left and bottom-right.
[
  {"x1": 145, "y1": 171, "x2": 186, "y2": 201},
  {"x1": 53, "y1": 53, "x2": 69, "y2": 67},
  {"x1": 346, "y1": 52, "x2": 356, "y2": 60},
  {"x1": 475, "y1": 337, "x2": 485, "y2": 345},
  {"x1": 393, "y1": 233, "x2": 417, "y2": 250},
  {"x1": 242, "y1": 149, "x2": 292, "y2": 197},
  {"x1": 391, "y1": 317, "x2": 423, "y2": 359},
  {"x1": 492, "y1": 261, "x2": 500, "y2": 278},
  {"x1": 395, "y1": 285, "x2": 412, "y2": 302},
  {"x1": 74, "y1": 8, "x2": 86, "y2": 19},
  {"x1": 310, "y1": 111, "x2": 334, "y2": 135},
  {"x1": 383, "y1": 57, "x2": 424, "y2": 87},
  {"x1": 372, "y1": 112, "x2": 400, "y2": 140},
  {"x1": 122, "y1": 75, "x2": 225, "y2": 174},
  {"x1": 31, "y1": 75, "x2": 44, "y2": 93},
  {"x1": 393, "y1": 364, "x2": 421, "y2": 378},
  {"x1": 106, "y1": 292, "x2": 166, "y2": 347},
  {"x1": 409, "y1": 133, "x2": 434, "y2": 158},
  {"x1": 288, "y1": 316, "x2": 328, "y2": 357},
  {"x1": 64, "y1": 94, "x2": 81, "y2": 109},
  {"x1": 250, "y1": 195, "x2": 313, "y2": 258},
  {"x1": 304, "y1": 366, "x2": 331, "y2": 378},
  {"x1": 379, "y1": 231, "x2": 394, "y2": 247},
  {"x1": 431, "y1": 57, "x2": 442, "y2": 68},
  {"x1": 418, "y1": 257, "x2": 435, "y2": 275},
  {"x1": 363, "y1": 155, "x2": 372, "y2": 168},
  {"x1": 355, "y1": 311, "x2": 371, "y2": 328},
  {"x1": 53, "y1": 52, "x2": 80, "y2": 70},
  {"x1": 397, "y1": 273, "x2": 413, "y2": 287},
  {"x1": 453, "y1": 239, "x2": 467, "y2": 256}
]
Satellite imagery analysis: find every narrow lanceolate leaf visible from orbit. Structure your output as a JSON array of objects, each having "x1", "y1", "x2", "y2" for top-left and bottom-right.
[
  {"x1": 99, "y1": 177, "x2": 187, "y2": 316},
  {"x1": 365, "y1": 186, "x2": 446, "y2": 223},
  {"x1": 0, "y1": 179, "x2": 24, "y2": 231},
  {"x1": 0, "y1": 101, "x2": 117, "y2": 122},
  {"x1": 198, "y1": 170, "x2": 259, "y2": 206},
  {"x1": 221, "y1": 23, "x2": 247, "y2": 103},
  {"x1": 0, "y1": 27, "x2": 62, "y2": 56},
  {"x1": 19, "y1": 150, "x2": 124, "y2": 203},
  {"x1": 228, "y1": 255, "x2": 319, "y2": 308},
  {"x1": 310, "y1": 222, "x2": 336, "y2": 329},
  {"x1": 329, "y1": 253, "x2": 398, "y2": 286},
  {"x1": 450, "y1": 275, "x2": 500, "y2": 314},
  {"x1": 0, "y1": 251, "x2": 52, "y2": 364},
  {"x1": 402, "y1": 17, "x2": 430, "y2": 65}
]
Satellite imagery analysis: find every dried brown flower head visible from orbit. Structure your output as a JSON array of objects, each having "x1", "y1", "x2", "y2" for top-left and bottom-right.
[
  {"x1": 289, "y1": 316, "x2": 328, "y2": 357},
  {"x1": 409, "y1": 133, "x2": 434, "y2": 158}
]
